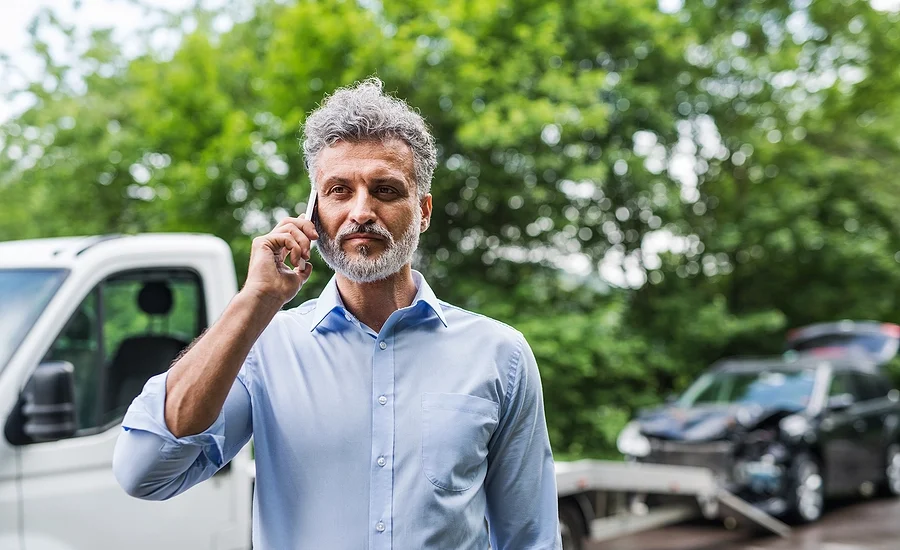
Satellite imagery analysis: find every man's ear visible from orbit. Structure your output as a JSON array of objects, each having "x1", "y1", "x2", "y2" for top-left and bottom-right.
[{"x1": 420, "y1": 194, "x2": 433, "y2": 232}]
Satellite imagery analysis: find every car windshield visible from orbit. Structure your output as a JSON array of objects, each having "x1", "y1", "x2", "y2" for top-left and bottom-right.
[
  {"x1": 0, "y1": 269, "x2": 68, "y2": 373},
  {"x1": 678, "y1": 368, "x2": 817, "y2": 411},
  {"x1": 788, "y1": 333, "x2": 890, "y2": 356}
]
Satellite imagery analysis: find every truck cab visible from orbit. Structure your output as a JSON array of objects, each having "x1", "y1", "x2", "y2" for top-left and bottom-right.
[{"x1": 0, "y1": 234, "x2": 253, "y2": 550}]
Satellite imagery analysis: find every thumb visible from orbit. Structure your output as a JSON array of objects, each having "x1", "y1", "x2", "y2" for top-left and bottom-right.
[{"x1": 294, "y1": 260, "x2": 313, "y2": 279}]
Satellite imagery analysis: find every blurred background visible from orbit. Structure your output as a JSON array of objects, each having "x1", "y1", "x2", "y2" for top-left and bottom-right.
[{"x1": 3, "y1": 0, "x2": 900, "y2": 465}]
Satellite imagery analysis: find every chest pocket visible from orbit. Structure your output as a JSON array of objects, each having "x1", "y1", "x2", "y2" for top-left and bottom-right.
[{"x1": 421, "y1": 392, "x2": 500, "y2": 492}]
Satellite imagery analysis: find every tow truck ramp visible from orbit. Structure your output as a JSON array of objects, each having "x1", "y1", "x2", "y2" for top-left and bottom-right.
[{"x1": 555, "y1": 459, "x2": 791, "y2": 543}]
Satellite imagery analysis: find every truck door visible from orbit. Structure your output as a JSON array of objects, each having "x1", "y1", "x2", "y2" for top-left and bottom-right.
[
  {"x1": 0, "y1": 474, "x2": 18, "y2": 550},
  {"x1": 16, "y1": 268, "x2": 247, "y2": 550}
]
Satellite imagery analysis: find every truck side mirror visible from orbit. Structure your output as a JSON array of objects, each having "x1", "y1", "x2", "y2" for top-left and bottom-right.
[{"x1": 5, "y1": 361, "x2": 77, "y2": 445}]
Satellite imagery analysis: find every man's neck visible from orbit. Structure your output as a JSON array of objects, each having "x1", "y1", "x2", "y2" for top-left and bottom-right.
[{"x1": 335, "y1": 265, "x2": 418, "y2": 333}]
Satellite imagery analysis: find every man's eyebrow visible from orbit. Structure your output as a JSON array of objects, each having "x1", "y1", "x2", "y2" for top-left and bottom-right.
[
  {"x1": 321, "y1": 176, "x2": 350, "y2": 187},
  {"x1": 371, "y1": 176, "x2": 407, "y2": 185}
]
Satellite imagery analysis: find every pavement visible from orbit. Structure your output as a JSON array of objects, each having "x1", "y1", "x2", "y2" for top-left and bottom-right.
[{"x1": 588, "y1": 497, "x2": 900, "y2": 550}]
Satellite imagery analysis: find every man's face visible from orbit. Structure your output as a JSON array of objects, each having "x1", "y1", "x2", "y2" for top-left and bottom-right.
[{"x1": 313, "y1": 138, "x2": 432, "y2": 283}]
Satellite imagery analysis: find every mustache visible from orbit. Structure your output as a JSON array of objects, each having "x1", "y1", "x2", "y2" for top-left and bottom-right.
[{"x1": 336, "y1": 222, "x2": 394, "y2": 244}]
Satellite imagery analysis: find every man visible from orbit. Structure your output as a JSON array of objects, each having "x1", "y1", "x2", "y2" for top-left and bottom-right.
[{"x1": 113, "y1": 78, "x2": 561, "y2": 549}]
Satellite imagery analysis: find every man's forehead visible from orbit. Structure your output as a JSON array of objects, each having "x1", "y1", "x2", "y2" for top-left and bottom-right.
[{"x1": 316, "y1": 138, "x2": 414, "y2": 180}]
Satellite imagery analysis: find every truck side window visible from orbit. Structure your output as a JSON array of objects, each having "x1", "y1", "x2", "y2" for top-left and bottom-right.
[
  {"x1": 99, "y1": 271, "x2": 205, "y2": 427},
  {"x1": 43, "y1": 290, "x2": 102, "y2": 431},
  {"x1": 43, "y1": 269, "x2": 205, "y2": 436}
]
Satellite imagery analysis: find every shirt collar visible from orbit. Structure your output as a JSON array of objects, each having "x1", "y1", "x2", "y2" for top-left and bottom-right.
[{"x1": 309, "y1": 270, "x2": 447, "y2": 332}]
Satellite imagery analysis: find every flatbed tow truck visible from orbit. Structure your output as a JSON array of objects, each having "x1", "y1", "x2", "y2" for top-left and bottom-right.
[{"x1": 555, "y1": 459, "x2": 790, "y2": 549}]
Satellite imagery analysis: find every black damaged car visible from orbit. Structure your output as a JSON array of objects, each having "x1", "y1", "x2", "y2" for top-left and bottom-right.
[{"x1": 616, "y1": 355, "x2": 900, "y2": 522}]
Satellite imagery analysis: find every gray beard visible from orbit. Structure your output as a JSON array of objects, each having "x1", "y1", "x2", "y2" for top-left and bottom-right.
[{"x1": 315, "y1": 210, "x2": 421, "y2": 283}]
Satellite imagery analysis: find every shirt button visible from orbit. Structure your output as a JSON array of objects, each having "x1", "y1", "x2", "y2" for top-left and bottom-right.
[
  {"x1": 377, "y1": 456, "x2": 386, "y2": 467},
  {"x1": 344, "y1": 313, "x2": 353, "y2": 322},
  {"x1": 375, "y1": 521, "x2": 385, "y2": 532},
  {"x1": 378, "y1": 395, "x2": 387, "y2": 405},
  {"x1": 379, "y1": 341, "x2": 387, "y2": 350}
]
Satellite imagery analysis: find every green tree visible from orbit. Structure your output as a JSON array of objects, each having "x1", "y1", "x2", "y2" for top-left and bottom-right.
[{"x1": 4, "y1": 0, "x2": 900, "y2": 456}]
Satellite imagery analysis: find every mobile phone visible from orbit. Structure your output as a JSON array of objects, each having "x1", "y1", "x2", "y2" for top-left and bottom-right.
[
  {"x1": 295, "y1": 187, "x2": 317, "y2": 272},
  {"x1": 304, "y1": 185, "x2": 318, "y2": 224}
]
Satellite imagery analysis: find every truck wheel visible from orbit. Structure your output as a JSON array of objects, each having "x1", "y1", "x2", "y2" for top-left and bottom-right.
[
  {"x1": 558, "y1": 500, "x2": 586, "y2": 550},
  {"x1": 786, "y1": 453, "x2": 824, "y2": 523}
]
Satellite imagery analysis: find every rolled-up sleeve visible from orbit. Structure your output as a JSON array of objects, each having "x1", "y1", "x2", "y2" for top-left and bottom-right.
[
  {"x1": 484, "y1": 335, "x2": 561, "y2": 550},
  {"x1": 112, "y1": 363, "x2": 253, "y2": 501}
]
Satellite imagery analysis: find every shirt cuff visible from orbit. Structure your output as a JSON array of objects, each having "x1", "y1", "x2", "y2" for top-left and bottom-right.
[{"x1": 121, "y1": 371, "x2": 227, "y2": 467}]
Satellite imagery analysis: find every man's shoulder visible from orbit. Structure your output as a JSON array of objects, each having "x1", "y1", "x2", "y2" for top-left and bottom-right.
[
  {"x1": 438, "y1": 300, "x2": 525, "y2": 344},
  {"x1": 254, "y1": 299, "x2": 320, "y2": 341},
  {"x1": 277, "y1": 298, "x2": 319, "y2": 324}
]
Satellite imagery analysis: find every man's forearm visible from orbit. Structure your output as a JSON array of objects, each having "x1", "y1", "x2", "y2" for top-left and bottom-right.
[{"x1": 164, "y1": 288, "x2": 282, "y2": 437}]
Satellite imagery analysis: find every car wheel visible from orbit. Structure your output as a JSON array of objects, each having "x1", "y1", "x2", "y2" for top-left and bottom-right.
[
  {"x1": 787, "y1": 453, "x2": 824, "y2": 523},
  {"x1": 881, "y1": 443, "x2": 900, "y2": 496},
  {"x1": 558, "y1": 500, "x2": 586, "y2": 550}
]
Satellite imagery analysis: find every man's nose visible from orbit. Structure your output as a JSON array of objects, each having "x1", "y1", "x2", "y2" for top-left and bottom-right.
[{"x1": 348, "y1": 190, "x2": 377, "y2": 226}]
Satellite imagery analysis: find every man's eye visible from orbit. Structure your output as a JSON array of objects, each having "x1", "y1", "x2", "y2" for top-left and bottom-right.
[
  {"x1": 376, "y1": 186, "x2": 397, "y2": 194},
  {"x1": 331, "y1": 186, "x2": 348, "y2": 194}
]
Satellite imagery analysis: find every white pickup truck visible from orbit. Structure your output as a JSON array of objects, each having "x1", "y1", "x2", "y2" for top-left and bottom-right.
[{"x1": 0, "y1": 234, "x2": 254, "y2": 550}]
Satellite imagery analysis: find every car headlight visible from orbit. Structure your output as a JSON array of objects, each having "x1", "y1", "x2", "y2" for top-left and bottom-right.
[
  {"x1": 779, "y1": 414, "x2": 809, "y2": 439},
  {"x1": 617, "y1": 421, "x2": 651, "y2": 457}
]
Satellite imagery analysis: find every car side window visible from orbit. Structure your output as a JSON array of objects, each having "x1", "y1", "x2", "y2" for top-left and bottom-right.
[
  {"x1": 852, "y1": 373, "x2": 887, "y2": 402},
  {"x1": 42, "y1": 269, "x2": 205, "y2": 436},
  {"x1": 828, "y1": 372, "x2": 855, "y2": 398}
]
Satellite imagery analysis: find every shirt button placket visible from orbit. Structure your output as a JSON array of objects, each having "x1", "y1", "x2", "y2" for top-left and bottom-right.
[{"x1": 370, "y1": 336, "x2": 394, "y2": 549}]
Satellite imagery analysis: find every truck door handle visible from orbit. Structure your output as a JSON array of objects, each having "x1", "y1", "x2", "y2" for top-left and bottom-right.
[{"x1": 854, "y1": 420, "x2": 867, "y2": 432}]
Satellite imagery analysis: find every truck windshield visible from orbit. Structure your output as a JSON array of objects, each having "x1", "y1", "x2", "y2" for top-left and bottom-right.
[
  {"x1": 0, "y1": 269, "x2": 68, "y2": 373},
  {"x1": 678, "y1": 368, "x2": 816, "y2": 411}
]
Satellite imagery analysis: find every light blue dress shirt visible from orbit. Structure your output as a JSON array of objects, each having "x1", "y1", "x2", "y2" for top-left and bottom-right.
[{"x1": 113, "y1": 271, "x2": 561, "y2": 549}]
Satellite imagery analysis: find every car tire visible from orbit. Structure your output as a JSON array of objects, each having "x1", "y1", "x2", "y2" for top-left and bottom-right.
[
  {"x1": 558, "y1": 499, "x2": 586, "y2": 550},
  {"x1": 880, "y1": 443, "x2": 900, "y2": 497},
  {"x1": 785, "y1": 453, "x2": 825, "y2": 523}
]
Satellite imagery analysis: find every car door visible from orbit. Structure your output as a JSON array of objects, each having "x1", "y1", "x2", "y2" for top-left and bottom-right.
[
  {"x1": 821, "y1": 371, "x2": 868, "y2": 495},
  {"x1": 16, "y1": 268, "x2": 245, "y2": 550},
  {"x1": 851, "y1": 372, "x2": 895, "y2": 485}
]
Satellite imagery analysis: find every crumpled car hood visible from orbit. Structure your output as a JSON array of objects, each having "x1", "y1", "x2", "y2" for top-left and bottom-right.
[{"x1": 636, "y1": 404, "x2": 775, "y2": 441}]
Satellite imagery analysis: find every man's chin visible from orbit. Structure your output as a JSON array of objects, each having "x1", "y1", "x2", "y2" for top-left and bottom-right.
[{"x1": 343, "y1": 243, "x2": 385, "y2": 258}]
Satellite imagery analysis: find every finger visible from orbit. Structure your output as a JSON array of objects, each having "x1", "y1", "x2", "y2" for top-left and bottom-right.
[
  {"x1": 297, "y1": 214, "x2": 319, "y2": 241},
  {"x1": 293, "y1": 258, "x2": 313, "y2": 279},
  {"x1": 284, "y1": 226, "x2": 312, "y2": 260},
  {"x1": 253, "y1": 235, "x2": 285, "y2": 263},
  {"x1": 265, "y1": 232, "x2": 301, "y2": 266},
  {"x1": 271, "y1": 228, "x2": 308, "y2": 267},
  {"x1": 275, "y1": 216, "x2": 319, "y2": 242}
]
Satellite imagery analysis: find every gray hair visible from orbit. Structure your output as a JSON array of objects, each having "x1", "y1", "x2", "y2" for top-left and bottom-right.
[{"x1": 301, "y1": 78, "x2": 437, "y2": 198}]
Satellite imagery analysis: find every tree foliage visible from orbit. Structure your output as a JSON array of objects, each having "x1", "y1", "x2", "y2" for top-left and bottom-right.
[{"x1": 3, "y1": 0, "x2": 900, "y2": 457}]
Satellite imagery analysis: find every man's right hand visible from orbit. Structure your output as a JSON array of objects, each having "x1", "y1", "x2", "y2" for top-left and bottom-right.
[{"x1": 243, "y1": 215, "x2": 319, "y2": 306}]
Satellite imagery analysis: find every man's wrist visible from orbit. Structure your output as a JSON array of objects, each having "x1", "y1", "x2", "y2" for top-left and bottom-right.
[{"x1": 237, "y1": 285, "x2": 287, "y2": 317}]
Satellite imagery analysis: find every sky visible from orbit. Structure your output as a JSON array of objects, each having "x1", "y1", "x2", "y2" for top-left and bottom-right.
[{"x1": 0, "y1": 0, "x2": 211, "y2": 122}]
